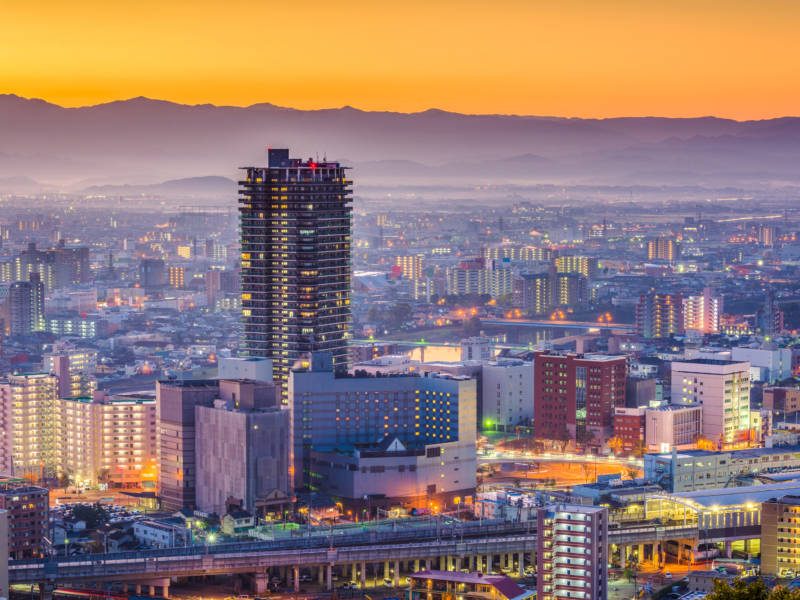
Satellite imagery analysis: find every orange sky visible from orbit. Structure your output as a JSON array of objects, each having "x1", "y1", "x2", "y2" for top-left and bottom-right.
[{"x1": 2, "y1": 0, "x2": 799, "y2": 118}]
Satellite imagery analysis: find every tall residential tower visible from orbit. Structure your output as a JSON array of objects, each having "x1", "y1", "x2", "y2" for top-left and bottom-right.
[{"x1": 239, "y1": 149, "x2": 352, "y2": 391}]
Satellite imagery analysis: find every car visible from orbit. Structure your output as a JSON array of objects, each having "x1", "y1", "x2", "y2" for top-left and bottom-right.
[{"x1": 664, "y1": 571, "x2": 673, "y2": 580}]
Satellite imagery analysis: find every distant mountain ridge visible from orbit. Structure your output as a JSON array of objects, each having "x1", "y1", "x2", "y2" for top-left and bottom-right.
[{"x1": 1, "y1": 94, "x2": 800, "y2": 189}]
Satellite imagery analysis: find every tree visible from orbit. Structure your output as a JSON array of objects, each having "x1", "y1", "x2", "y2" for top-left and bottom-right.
[
  {"x1": 72, "y1": 504, "x2": 110, "y2": 529},
  {"x1": 607, "y1": 436, "x2": 624, "y2": 455},
  {"x1": 696, "y1": 435, "x2": 717, "y2": 451},
  {"x1": 705, "y1": 579, "x2": 800, "y2": 600}
]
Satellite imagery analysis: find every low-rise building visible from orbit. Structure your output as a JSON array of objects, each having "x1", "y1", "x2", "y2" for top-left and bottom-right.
[
  {"x1": 644, "y1": 404, "x2": 703, "y2": 452},
  {"x1": 407, "y1": 571, "x2": 533, "y2": 600},
  {"x1": 133, "y1": 518, "x2": 190, "y2": 549},
  {"x1": 644, "y1": 446, "x2": 800, "y2": 492}
]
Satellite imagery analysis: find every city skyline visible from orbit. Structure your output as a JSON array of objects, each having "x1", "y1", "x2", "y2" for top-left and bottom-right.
[{"x1": 3, "y1": 1, "x2": 800, "y2": 119}]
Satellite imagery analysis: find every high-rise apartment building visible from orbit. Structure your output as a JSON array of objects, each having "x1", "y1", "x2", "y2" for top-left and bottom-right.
[
  {"x1": 552, "y1": 272, "x2": 588, "y2": 308},
  {"x1": 554, "y1": 255, "x2": 597, "y2": 279},
  {"x1": 682, "y1": 287, "x2": 722, "y2": 334},
  {"x1": 395, "y1": 254, "x2": 424, "y2": 280},
  {"x1": 537, "y1": 504, "x2": 608, "y2": 600},
  {"x1": 671, "y1": 359, "x2": 751, "y2": 445},
  {"x1": 5, "y1": 272, "x2": 45, "y2": 336},
  {"x1": 761, "y1": 495, "x2": 800, "y2": 577},
  {"x1": 60, "y1": 391, "x2": 158, "y2": 488},
  {"x1": 239, "y1": 149, "x2": 352, "y2": 390},
  {"x1": 0, "y1": 374, "x2": 60, "y2": 479},
  {"x1": 43, "y1": 344, "x2": 97, "y2": 399},
  {"x1": 635, "y1": 293, "x2": 684, "y2": 339},
  {"x1": 168, "y1": 265, "x2": 186, "y2": 289},
  {"x1": 533, "y1": 352, "x2": 627, "y2": 447},
  {"x1": 646, "y1": 237, "x2": 679, "y2": 262},
  {"x1": 515, "y1": 272, "x2": 552, "y2": 315}
]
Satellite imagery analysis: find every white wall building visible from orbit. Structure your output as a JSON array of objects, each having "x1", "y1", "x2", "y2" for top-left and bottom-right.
[
  {"x1": 671, "y1": 359, "x2": 751, "y2": 445},
  {"x1": 481, "y1": 359, "x2": 533, "y2": 431}
]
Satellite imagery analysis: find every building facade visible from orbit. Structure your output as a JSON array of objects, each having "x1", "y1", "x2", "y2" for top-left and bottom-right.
[
  {"x1": 533, "y1": 352, "x2": 627, "y2": 447},
  {"x1": 288, "y1": 352, "x2": 477, "y2": 505},
  {"x1": 644, "y1": 404, "x2": 703, "y2": 452},
  {"x1": 0, "y1": 482, "x2": 48, "y2": 559},
  {"x1": 671, "y1": 359, "x2": 751, "y2": 445},
  {"x1": 239, "y1": 149, "x2": 353, "y2": 392},
  {"x1": 195, "y1": 380, "x2": 290, "y2": 516},
  {"x1": 536, "y1": 504, "x2": 608, "y2": 600},
  {"x1": 481, "y1": 359, "x2": 534, "y2": 431},
  {"x1": 156, "y1": 380, "x2": 219, "y2": 511},
  {"x1": 761, "y1": 495, "x2": 800, "y2": 577}
]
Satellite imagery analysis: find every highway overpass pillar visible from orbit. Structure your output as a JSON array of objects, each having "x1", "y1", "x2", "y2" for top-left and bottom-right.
[
  {"x1": 37, "y1": 582, "x2": 54, "y2": 600},
  {"x1": 318, "y1": 565, "x2": 324, "y2": 585},
  {"x1": 384, "y1": 561, "x2": 390, "y2": 580},
  {"x1": 414, "y1": 559, "x2": 420, "y2": 572},
  {"x1": 360, "y1": 562, "x2": 366, "y2": 588},
  {"x1": 252, "y1": 574, "x2": 268, "y2": 596},
  {"x1": 326, "y1": 564, "x2": 333, "y2": 591},
  {"x1": 351, "y1": 563, "x2": 358, "y2": 582},
  {"x1": 455, "y1": 556, "x2": 462, "y2": 571},
  {"x1": 486, "y1": 554, "x2": 493, "y2": 573},
  {"x1": 725, "y1": 541, "x2": 733, "y2": 558},
  {"x1": 293, "y1": 566, "x2": 300, "y2": 592},
  {"x1": 426, "y1": 559, "x2": 432, "y2": 570},
  {"x1": 518, "y1": 552, "x2": 525, "y2": 577},
  {"x1": 393, "y1": 561, "x2": 400, "y2": 588},
  {"x1": 619, "y1": 545, "x2": 626, "y2": 569},
  {"x1": 162, "y1": 583, "x2": 170, "y2": 599}
]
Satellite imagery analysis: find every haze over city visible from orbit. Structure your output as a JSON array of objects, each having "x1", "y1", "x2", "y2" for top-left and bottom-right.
[{"x1": 1, "y1": 3, "x2": 800, "y2": 600}]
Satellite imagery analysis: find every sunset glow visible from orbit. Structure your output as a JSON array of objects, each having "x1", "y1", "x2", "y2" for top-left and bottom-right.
[{"x1": 2, "y1": 0, "x2": 799, "y2": 118}]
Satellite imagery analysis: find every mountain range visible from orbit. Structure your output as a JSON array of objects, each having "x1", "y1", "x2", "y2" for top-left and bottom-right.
[{"x1": 2, "y1": 94, "x2": 800, "y2": 192}]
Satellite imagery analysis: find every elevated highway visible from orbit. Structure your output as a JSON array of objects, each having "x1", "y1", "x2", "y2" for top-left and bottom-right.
[{"x1": 10, "y1": 519, "x2": 714, "y2": 592}]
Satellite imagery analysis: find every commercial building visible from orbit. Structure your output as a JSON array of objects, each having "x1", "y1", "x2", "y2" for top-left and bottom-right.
[
  {"x1": 533, "y1": 352, "x2": 627, "y2": 447},
  {"x1": 195, "y1": 379, "x2": 290, "y2": 516},
  {"x1": 635, "y1": 293, "x2": 684, "y2": 339},
  {"x1": 761, "y1": 495, "x2": 800, "y2": 577},
  {"x1": 536, "y1": 504, "x2": 608, "y2": 600},
  {"x1": 156, "y1": 379, "x2": 219, "y2": 511},
  {"x1": 682, "y1": 288, "x2": 722, "y2": 334},
  {"x1": 239, "y1": 149, "x2": 353, "y2": 392},
  {"x1": 481, "y1": 359, "x2": 533, "y2": 431},
  {"x1": 0, "y1": 373, "x2": 60, "y2": 479},
  {"x1": 217, "y1": 356, "x2": 273, "y2": 382},
  {"x1": 643, "y1": 445, "x2": 800, "y2": 492},
  {"x1": 612, "y1": 407, "x2": 646, "y2": 452},
  {"x1": 288, "y1": 352, "x2": 477, "y2": 507},
  {"x1": 0, "y1": 481, "x2": 48, "y2": 559},
  {"x1": 671, "y1": 359, "x2": 751, "y2": 445},
  {"x1": 763, "y1": 386, "x2": 800, "y2": 417},
  {"x1": 730, "y1": 346, "x2": 793, "y2": 384},
  {"x1": 644, "y1": 404, "x2": 703, "y2": 452},
  {"x1": 461, "y1": 337, "x2": 492, "y2": 362},
  {"x1": 140, "y1": 258, "x2": 166, "y2": 290}
]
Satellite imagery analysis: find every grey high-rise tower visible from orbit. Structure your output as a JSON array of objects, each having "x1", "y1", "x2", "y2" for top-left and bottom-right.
[{"x1": 239, "y1": 149, "x2": 352, "y2": 394}]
